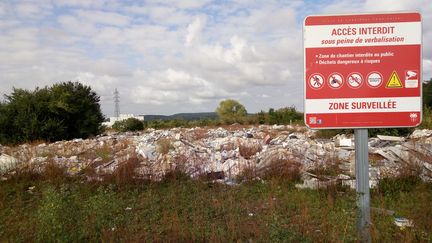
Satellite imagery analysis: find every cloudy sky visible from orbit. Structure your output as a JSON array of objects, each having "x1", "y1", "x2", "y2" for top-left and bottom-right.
[{"x1": 1, "y1": 0, "x2": 431, "y2": 117}]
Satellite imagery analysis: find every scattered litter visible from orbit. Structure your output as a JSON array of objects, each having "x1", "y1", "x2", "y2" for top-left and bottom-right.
[
  {"x1": 224, "y1": 179, "x2": 239, "y2": 186},
  {"x1": 27, "y1": 186, "x2": 36, "y2": 194},
  {"x1": 394, "y1": 217, "x2": 414, "y2": 229},
  {"x1": 0, "y1": 154, "x2": 18, "y2": 174},
  {"x1": 410, "y1": 129, "x2": 432, "y2": 139},
  {"x1": 335, "y1": 138, "x2": 353, "y2": 147},
  {"x1": 377, "y1": 135, "x2": 405, "y2": 142},
  {"x1": 264, "y1": 134, "x2": 272, "y2": 145}
]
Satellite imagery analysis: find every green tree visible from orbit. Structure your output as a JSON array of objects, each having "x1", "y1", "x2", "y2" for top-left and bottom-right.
[
  {"x1": 112, "y1": 118, "x2": 144, "y2": 132},
  {"x1": 267, "y1": 107, "x2": 303, "y2": 125},
  {"x1": 216, "y1": 99, "x2": 247, "y2": 124},
  {"x1": 268, "y1": 108, "x2": 277, "y2": 124},
  {"x1": 0, "y1": 82, "x2": 104, "y2": 144},
  {"x1": 48, "y1": 82, "x2": 104, "y2": 139}
]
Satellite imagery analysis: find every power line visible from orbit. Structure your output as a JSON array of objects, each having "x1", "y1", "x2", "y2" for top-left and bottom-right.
[{"x1": 114, "y1": 88, "x2": 120, "y2": 118}]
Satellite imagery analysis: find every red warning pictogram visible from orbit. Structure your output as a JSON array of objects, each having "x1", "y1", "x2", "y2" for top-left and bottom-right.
[
  {"x1": 328, "y1": 73, "x2": 343, "y2": 89},
  {"x1": 309, "y1": 73, "x2": 324, "y2": 89}
]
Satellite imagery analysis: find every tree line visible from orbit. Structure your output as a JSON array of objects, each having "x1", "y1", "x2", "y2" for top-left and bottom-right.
[
  {"x1": 1, "y1": 80, "x2": 430, "y2": 144},
  {"x1": 113, "y1": 99, "x2": 304, "y2": 132}
]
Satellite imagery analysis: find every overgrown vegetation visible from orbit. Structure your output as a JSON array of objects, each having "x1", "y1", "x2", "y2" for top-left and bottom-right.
[
  {"x1": 1, "y1": 165, "x2": 430, "y2": 242},
  {"x1": 0, "y1": 82, "x2": 104, "y2": 145},
  {"x1": 315, "y1": 127, "x2": 417, "y2": 139},
  {"x1": 112, "y1": 118, "x2": 144, "y2": 132}
]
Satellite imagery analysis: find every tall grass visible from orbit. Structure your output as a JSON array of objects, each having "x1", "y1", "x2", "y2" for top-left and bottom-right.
[{"x1": 0, "y1": 163, "x2": 431, "y2": 242}]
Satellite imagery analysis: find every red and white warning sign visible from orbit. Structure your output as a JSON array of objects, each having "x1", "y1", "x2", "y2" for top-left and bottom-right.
[{"x1": 304, "y1": 12, "x2": 422, "y2": 128}]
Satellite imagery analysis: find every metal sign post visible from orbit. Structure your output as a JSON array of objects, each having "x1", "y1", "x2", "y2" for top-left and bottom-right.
[{"x1": 355, "y1": 129, "x2": 371, "y2": 242}]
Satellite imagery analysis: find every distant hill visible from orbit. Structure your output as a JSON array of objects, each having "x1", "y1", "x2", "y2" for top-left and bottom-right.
[{"x1": 142, "y1": 112, "x2": 217, "y2": 121}]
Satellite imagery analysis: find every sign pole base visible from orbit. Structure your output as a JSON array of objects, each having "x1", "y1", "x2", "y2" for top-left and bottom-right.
[{"x1": 355, "y1": 128, "x2": 371, "y2": 242}]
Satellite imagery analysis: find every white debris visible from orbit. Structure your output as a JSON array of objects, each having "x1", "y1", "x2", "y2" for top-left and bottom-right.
[
  {"x1": 0, "y1": 125, "x2": 430, "y2": 185},
  {"x1": 0, "y1": 154, "x2": 18, "y2": 174},
  {"x1": 336, "y1": 138, "x2": 353, "y2": 147},
  {"x1": 394, "y1": 217, "x2": 414, "y2": 228},
  {"x1": 334, "y1": 134, "x2": 353, "y2": 147},
  {"x1": 377, "y1": 135, "x2": 405, "y2": 142},
  {"x1": 410, "y1": 129, "x2": 432, "y2": 139}
]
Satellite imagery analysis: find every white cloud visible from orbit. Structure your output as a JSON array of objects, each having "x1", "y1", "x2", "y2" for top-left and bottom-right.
[
  {"x1": 0, "y1": 2, "x2": 7, "y2": 16},
  {"x1": 74, "y1": 9, "x2": 131, "y2": 27},
  {"x1": 0, "y1": 0, "x2": 431, "y2": 116},
  {"x1": 58, "y1": 15, "x2": 98, "y2": 36},
  {"x1": 130, "y1": 68, "x2": 236, "y2": 106},
  {"x1": 75, "y1": 72, "x2": 117, "y2": 94},
  {"x1": 14, "y1": 2, "x2": 53, "y2": 19},
  {"x1": 54, "y1": 0, "x2": 114, "y2": 8},
  {"x1": 124, "y1": 5, "x2": 192, "y2": 26},
  {"x1": 424, "y1": 59, "x2": 432, "y2": 81},
  {"x1": 364, "y1": 0, "x2": 425, "y2": 11},
  {"x1": 146, "y1": 0, "x2": 211, "y2": 9},
  {"x1": 185, "y1": 16, "x2": 207, "y2": 46}
]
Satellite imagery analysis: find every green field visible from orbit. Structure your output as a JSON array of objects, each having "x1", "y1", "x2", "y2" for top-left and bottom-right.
[{"x1": 1, "y1": 168, "x2": 431, "y2": 242}]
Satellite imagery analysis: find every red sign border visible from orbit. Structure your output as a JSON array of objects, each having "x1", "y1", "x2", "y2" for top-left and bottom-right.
[{"x1": 303, "y1": 12, "x2": 423, "y2": 129}]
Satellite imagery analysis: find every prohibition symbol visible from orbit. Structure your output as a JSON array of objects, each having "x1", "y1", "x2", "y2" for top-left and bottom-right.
[
  {"x1": 328, "y1": 73, "x2": 343, "y2": 89},
  {"x1": 367, "y1": 72, "x2": 382, "y2": 88},
  {"x1": 347, "y1": 73, "x2": 363, "y2": 89},
  {"x1": 309, "y1": 73, "x2": 324, "y2": 90}
]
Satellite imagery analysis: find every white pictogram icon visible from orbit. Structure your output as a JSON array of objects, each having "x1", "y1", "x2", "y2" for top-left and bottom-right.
[
  {"x1": 367, "y1": 72, "x2": 383, "y2": 88},
  {"x1": 410, "y1": 113, "x2": 418, "y2": 122},
  {"x1": 347, "y1": 73, "x2": 363, "y2": 89}
]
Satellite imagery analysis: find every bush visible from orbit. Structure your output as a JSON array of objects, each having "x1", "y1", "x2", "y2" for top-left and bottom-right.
[
  {"x1": 0, "y1": 82, "x2": 104, "y2": 144},
  {"x1": 420, "y1": 106, "x2": 432, "y2": 129},
  {"x1": 112, "y1": 118, "x2": 144, "y2": 132}
]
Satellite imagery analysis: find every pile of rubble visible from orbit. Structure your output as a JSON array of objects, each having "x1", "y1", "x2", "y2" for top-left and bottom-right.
[{"x1": 1, "y1": 125, "x2": 431, "y2": 187}]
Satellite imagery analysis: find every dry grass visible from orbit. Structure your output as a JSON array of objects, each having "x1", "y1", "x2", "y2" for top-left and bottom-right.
[
  {"x1": 95, "y1": 145, "x2": 112, "y2": 162},
  {"x1": 258, "y1": 158, "x2": 302, "y2": 182},
  {"x1": 308, "y1": 156, "x2": 342, "y2": 178},
  {"x1": 238, "y1": 142, "x2": 262, "y2": 159},
  {"x1": 43, "y1": 161, "x2": 68, "y2": 182},
  {"x1": 157, "y1": 138, "x2": 172, "y2": 155},
  {"x1": 190, "y1": 128, "x2": 209, "y2": 140},
  {"x1": 113, "y1": 157, "x2": 140, "y2": 186}
]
